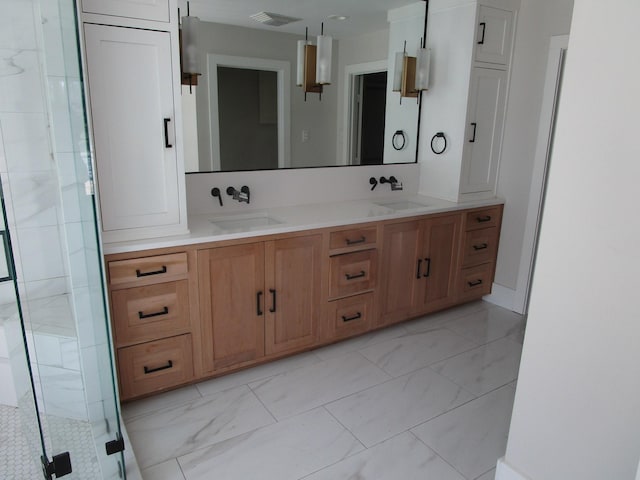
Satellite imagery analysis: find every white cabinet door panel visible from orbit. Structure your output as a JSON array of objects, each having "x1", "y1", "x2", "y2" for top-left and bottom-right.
[
  {"x1": 84, "y1": 24, "x2": 179, "y2": 232},
  {"x1": 82, "y1": 0, "x2": 170, "y2": 23},
  {"x1": 461, "y1": 68, "x2": 507, "y2": 194},
  {"x1": 475, "y1": 6, "x2": 514, "y2": 66}
]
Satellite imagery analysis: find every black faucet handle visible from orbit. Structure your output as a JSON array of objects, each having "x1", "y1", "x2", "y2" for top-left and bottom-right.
[
  {"x1": 369, "y1": 177, "x2": 378, "y2": 191},
  {"x1": 211, "y1": 187, "x2": 223, "y2": 207}
]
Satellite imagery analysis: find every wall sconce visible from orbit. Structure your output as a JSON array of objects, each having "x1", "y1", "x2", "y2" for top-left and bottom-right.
[
  {"x1": 393, "y1": 39, "x2": 431, "y2": 103},
  {"x1": 180, "y1": 2, "x2": 201, "y2": 92},
  {"x1": 296, "y1": 24, "x2": 333, "y2": 101}
]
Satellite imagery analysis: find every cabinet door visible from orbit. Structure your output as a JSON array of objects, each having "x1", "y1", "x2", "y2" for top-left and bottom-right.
[
  {"x1": 198, "y1": 244, "x2": 265, "y2": 371},
  {"x1": 461, "y1": 68, "x2": 507, "y2": 194},
  {"x1": 82, "y1": 0, "x2": 170, "y2": 23},
  {"x1": 378, "y1": 220, "x2": 422, "y2": 325},
  {"x1": 84, "y1": 24, "x2": 180, "y2": 236},
  {"x1": 475, "y1": 6, "x2": 514, "y2": 65},
  {"x1": 416, "y1": 214, "x2": 461, "y2": 314},
  {"x1": 265, "y1": 235, "x2": 322, "y2": 355}
]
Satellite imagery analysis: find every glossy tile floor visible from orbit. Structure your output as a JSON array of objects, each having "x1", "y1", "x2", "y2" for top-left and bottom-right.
[{"x1": 123, "y1": 301, "x2": 525, "y2": 480}]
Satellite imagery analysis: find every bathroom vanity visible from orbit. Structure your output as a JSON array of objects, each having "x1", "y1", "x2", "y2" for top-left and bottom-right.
[{"x1": 105, "y1": 199, "x2": 502, "y2": 400}]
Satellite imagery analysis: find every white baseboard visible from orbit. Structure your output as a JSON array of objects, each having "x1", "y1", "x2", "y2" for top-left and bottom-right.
[
  {"x1": 496, "y1": 458, "x2": 531, "y2": 480},
  {"x1": 484, "y1": 283, "x2": 520, "y2": 313}
]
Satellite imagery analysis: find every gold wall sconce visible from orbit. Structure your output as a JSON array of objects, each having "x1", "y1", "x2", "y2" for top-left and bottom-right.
[
  {"x1": 180, "y1": 2, "x2": 201, "y2": 92},
  {"x1": 393, "y1": 39, "x2": 431, "y2": 103},
  {"x1": 296, "y1": 24, "x2": 333, "y2": 101}
]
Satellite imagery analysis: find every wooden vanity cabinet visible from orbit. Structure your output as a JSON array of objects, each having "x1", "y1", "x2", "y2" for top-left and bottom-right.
[
  {"x1": 378, "y1": 213, "x2": 462, "y2": 326},
  {"x1": 198, "y1": 233, "x2": 323, "y2": 373}
]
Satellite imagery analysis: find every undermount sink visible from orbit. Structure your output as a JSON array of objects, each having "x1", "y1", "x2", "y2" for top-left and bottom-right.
[
  {"x1": 374, "y1": 200, "x2": 431, "y2": 211},
  {"x1": 210, "y1": 212, "x2": 284, "y2": 232}
]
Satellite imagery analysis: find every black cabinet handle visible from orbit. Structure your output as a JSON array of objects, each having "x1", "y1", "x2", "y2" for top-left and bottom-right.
[
  {"x1": 416, "y1": 259, "x2": 422, "y2": 279},
  {"x1": 0, "y1": 230, "x2": 14, "y2": 283},
  {"x1": 345, "y1": 271, "x2": 366, "y2": 281},
  {"x1": 346, "y1": 236, "x2": 366, "y2": 246},
  {"x1": 423, "y1": 258, "x2": 431, "y2": 278},
  {"x1": 469, "y1": 122, "x2": 477, "y2": 143},
  {"x1": 163, "y1": 118, "x2": 173, "y2": 148},
  {"x1": 342, "y1": 312, "x2": 362, "y2": 323},
  {"x1": 269, "y1": 289, "x2": 276, "y2": 313},
  {"x1": 476, "y1": 215, "x2": 492, "y2": 223},
  {"x1": 468, "y1": 279, "x2": 483, "y2": 287},
  {"x1": 478, "y1": 22, "x2": 486, "y2": 44},
  {"x1": 135, "y1": 266, "x2": 167, "y2": 277},
  {"x1": 473, "y1": 243, "x2": 489, "y2": 251},
  {"x1": 257, "y1": 291, "x2": 263, "y2": 316},
  {"x1": 143, "y1": 360, "x2": 173, "y2": 375},
  {"x1": 138, "y1": 306, "x2": 169, "y2": 319}
]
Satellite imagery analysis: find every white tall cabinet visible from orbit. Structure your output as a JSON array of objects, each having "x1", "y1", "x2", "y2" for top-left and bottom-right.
[
  {"x1": 80, "y1": 0, "x2": 188, "y2": 243},
  {"x1": 419, "y1": 0, "x2": 518, "y2": 202}
]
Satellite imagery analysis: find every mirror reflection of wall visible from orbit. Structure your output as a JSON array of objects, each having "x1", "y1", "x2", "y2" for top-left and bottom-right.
[{"x1": 181, "y1": 1, "x2": 425, "y2": 173}]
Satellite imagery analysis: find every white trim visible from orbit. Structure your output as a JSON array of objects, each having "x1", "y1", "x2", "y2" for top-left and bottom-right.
[
  {"x1": 340, "y1": 60, "x2": 388, "y2": 166},
  {"x1": 206, "y1": 54, "x2": 291, "y2": 171},
  {"x1": 496, "y1": 457, "x2": 531, "y2": 480},
  {"x1": 513, "y1": 35, "x2": 569, "y2": 314},
  {"x1": 484, "y1": 283, "x2": 517, "y2": 312}
]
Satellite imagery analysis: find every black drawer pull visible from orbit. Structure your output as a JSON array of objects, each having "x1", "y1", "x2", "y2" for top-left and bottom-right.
[
  {"x1": 143, "y1": 360, "x2": 173, "y2": 374},
  {"x1": 416, "y1": 259, "x2": 422, "y2": 279},
  {"x1": 423, "y1": 257, "x2": 431, "y2": 278},
  {"x1": 478, "y1": 22, "x2": 486, "y2": 44},
  {"x1": 476, "y1": 215, "x2": 492, "y2": 223},
  {"x1": 342, "y1": 312, "x2": 362, "y2": 323},
  {"x1": 163, "y1": 118, "x2": 173, "y2": 148},
  {"x1": 269, "y1": 289, "x2": 276, "y2": 313},
  {"x1": 473, "y1": 243, "x2": 489, "y2": 251},
  {"x1": 469, "y1": 122, "x2": 477, "y2": 143},
  {"x1": 138, "y1": 306, "x2": 169, "y2": 319},
  {"x1": 468, "y1": 279, "x2": 483, "y2": 287},
  {"x1": 345, "y1": 271, "x2": 366, "y2": 281},
  {"x1": 257, "y1": 291, "x2": 263, "y2": 316},
  {"x1": 346, "y1": 236, "x2": 366, "y2": 246},
  {"x1": 135, "y1": 265, "x2": 167, "y2": 277}
]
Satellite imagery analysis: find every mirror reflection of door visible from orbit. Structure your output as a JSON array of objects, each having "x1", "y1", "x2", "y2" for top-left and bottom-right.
[
  {"x1": 350, "y1": 71, "x2": 387, "y2": 165},
  {"x1": 217, "y1": 66, "x2": 279, "y2": 171}
]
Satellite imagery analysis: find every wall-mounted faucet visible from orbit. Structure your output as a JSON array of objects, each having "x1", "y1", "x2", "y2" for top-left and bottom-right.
[
  {"x1": 380, "y1": 176, "x2": 403, "y2": 191},
  {"x1": 226, "y1": 185, "x2": 250, "y2": 204}
]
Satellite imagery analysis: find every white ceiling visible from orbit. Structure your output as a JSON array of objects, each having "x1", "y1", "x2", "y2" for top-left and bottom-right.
[{"x1": 178, "y1": 0, "x2": 423, "y2": 39}]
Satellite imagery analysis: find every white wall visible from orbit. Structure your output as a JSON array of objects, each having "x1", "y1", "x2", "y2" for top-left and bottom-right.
[
  {"x1": 499, "y1": 1, "x2": 640, "y2": 478},
  {"x1": 493, "y1": 0, "x2": 574, "y2": 292}
]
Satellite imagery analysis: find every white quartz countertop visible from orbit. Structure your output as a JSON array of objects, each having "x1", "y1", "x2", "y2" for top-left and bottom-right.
[{"x1": 103, "y1": 195, "x2": 504, "y2": 255}]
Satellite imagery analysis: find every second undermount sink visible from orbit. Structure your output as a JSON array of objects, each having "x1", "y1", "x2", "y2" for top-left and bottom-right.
[
  {"x1": 374, "y1": 200, "x2": 431, "y2": 211},
  {"x1": 210, "y1": 212, "x2": 284, "y2": 232}
]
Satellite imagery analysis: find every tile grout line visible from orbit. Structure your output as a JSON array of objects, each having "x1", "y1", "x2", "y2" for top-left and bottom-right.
[{"x1": 409, "y1": 429, "x2": 474, "y2": 480}]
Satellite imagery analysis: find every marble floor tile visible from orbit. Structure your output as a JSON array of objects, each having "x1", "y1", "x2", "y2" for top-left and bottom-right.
[
  {"x1": 326, "y1": 367, "x2": 475, "y2": 447},
  {"x1": 358, "y1": 328, "x2": 476, "y2": 377},
  {"x1": 126, "y1": 385, "x2": 275, "y2": 469},
  {"x1": 122, "y1": 385, "x2": 202, "y2": 421},
  {"x1": 403, "y1": 301, "x2": 491, "y2": 334},
  {"x1": 196, "y1": 351, "x2": 322, "y2": 397},
  {"x1": 177, "y1": 408, "x2": 364, "y2": 480},
  {"x1": 430, "y1": 338, "x2": 522, "y2": 396},
  {"x1": 249, "y1": 352, "x2": 390, "y2": 420},
  {"x1": 475, "y1": 468, "x2": 496, "y2": 480},
  {"x1": 444, "y1": 307, "x2": 525, "y2": 346},
  {"x1": 141, "y1": 458, "x2": 185, "y2": 480},
  {"x1": 312, "y1": 323, "x2": 408, "y2": 361},
  {"x1": 412, "y1": 386, "x2": 515, "y2": 480},
  {"x1": 302, "y1": 432, "x2": 466, "y2": 480}
]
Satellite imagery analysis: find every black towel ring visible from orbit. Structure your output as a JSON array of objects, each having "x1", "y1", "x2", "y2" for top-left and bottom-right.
[
  {"x1": 430, "y1": 132, "x2": 447, "y2": 155},
  {"x1": 392, "y1": 130, "x2": 406, "y2": 151}
]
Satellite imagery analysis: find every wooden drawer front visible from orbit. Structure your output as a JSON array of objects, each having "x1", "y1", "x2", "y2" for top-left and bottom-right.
[
  {"x1": 458, "y1": 264, "x2": 493, "y2": 301},
  {"x1": 329, "y1": 227, "x2": 377, "y2": 254},
  {"x1": 462, "y1": 227, "x2": 499, "y2": 267},
  {"x1": 109, "y1": 252, "x2": 188, "y2": 286},
  {"x1": 329, "y1": 293, "x2": 374, "y2": 340},
  {"x1": 465, "y1": 207, "x2": 501, "y2": 230},
  {"x1": 329, "y1": 249, "x2": 377, "y2": 300},
  {"x1": 111, "y1": 280, "x2": 190, "y2": 346},
  {"x1": 117, "y1": 334, "x2": 194, "y2": 400}
]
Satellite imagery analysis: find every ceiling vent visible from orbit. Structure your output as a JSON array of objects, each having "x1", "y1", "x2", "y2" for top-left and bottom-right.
[{"x1": 250, "y1": 12, "x2": 301, "y2": 27}]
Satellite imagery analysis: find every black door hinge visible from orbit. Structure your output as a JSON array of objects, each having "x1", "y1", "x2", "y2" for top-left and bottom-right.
[
  {"x1": 105, "y1": 432, "x2": 125, "y2": 456},
  {"x1": 41, "y1": 452, "x2": 72, "y2": 479}
]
